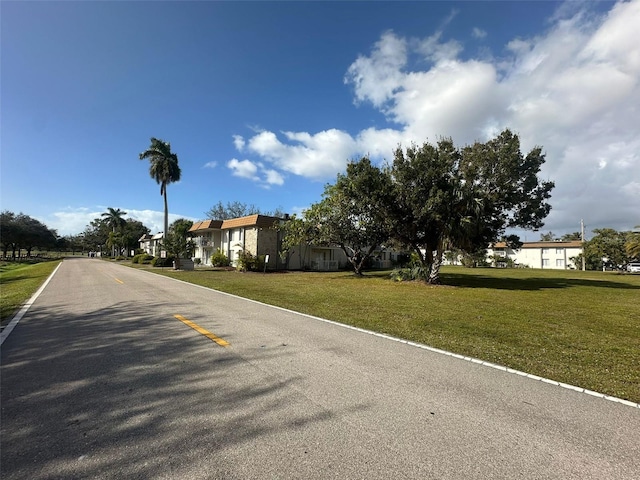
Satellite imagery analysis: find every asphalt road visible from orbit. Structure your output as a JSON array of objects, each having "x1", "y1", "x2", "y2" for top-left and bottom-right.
[{"x1": 1, "y1": 257, "x2": 639, "y2": 479}]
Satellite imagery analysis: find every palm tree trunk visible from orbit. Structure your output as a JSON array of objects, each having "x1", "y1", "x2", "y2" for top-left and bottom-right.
[{"x1": 163, "y1": 188, "x2": 169, "y2": 240}]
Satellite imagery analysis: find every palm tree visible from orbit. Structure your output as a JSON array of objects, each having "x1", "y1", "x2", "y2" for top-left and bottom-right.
[
  {"x1": 626, "y1": 226, "x2": 640, "y2": 260},
  {"x1": 139, "y1": 138, "x2": 182, "y2": 239},
  {"x1": 101, "y1": 207, "x2": 127, "y2": 256},
  {"x1": 101, "y1": 207, "x2": 127, "y2": 232}
]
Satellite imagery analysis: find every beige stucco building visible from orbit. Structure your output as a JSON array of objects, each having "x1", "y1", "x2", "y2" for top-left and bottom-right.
[{"x1": 188, "y1": 214, "x2": 349, "y2": 271}]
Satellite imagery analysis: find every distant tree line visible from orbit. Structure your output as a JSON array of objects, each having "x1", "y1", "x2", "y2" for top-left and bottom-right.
[
  {"x1": 205, "y1": 200, "x2": 286, "y2": 221},
  {"x1": 0, "y1": 211, "x2": 58, "y2": 259},
  {"x1": 72, "y1": 209, "x2": 150, "y2": 257}
]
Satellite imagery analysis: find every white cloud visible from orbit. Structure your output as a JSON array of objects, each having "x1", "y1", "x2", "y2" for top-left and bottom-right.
[
  {"x1": 229, "y1": 1, "x2": 640, "y2": 233},
  {"x1": 46, "y1": 207, "x2": 196, "y2": 236},
  {"x1": 246, "y1": 129, "x2": 358, "y2": 179},
  {"x1": 340, "y1": 0, "x2": 640, "y2": 233},
  {"x1": 228, "y1": 158, "x2": 259, "y2": 181},
  {"x1": 227, "y1": 158, "x2": 286, "y2": 187},
  {"x1": 203, "y1": 161, "x2": 218, "y2": 169},
  {"x1": 472, "y1": 27, "x2": 487, "y2": 39},
  {"x1": 264, "y1": 168, "x2": 285, "y2": 186},
  {"x1": 233, "y1": 134, "x2": 246, "y2": 151},
  {"x1": 344, "y1": 31, "x2": 408, "y2": 108}
]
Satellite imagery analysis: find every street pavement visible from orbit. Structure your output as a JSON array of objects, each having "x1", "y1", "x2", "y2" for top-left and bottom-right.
[{"x1": 1, "y1": 257, "x2": 639, "y2": 479}]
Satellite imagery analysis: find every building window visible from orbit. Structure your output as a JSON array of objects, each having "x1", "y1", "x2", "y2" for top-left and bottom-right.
[
  {"x1": 542, "y1": 248, "x2": 550, "y2": 254},
  {"x1": 542, "y1": 259, "x2": 550, "y2": 267},
  {"x1": 556, "y1": 259, "x2": 564, "y2": 267},
  {"x1": 556, "y1": 248, "x2": 563, "y2": 254},
  {"x1": 229, "y1": 230, "x2": 233, "y2": 242}
]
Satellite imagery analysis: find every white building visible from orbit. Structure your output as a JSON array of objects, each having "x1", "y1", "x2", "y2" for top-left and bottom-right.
[
  {"x1": 138, "y1": 232, "x2": 164, "y2": 257},
  {"x1": 487, "y1": 241, "x2": 583, "y2": 269}
]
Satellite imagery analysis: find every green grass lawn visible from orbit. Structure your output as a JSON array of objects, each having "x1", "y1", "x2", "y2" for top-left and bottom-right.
[
  {"x1": 144, "y1": 265, "x2": 640, "y2": 404},
  {"x1": 0, "y1": 260, "x2": 61, "y2": 326}
]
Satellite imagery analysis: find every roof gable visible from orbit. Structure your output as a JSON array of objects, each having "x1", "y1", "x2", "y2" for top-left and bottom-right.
[
  {"x1": 188, "y1": 220, "x2": 223, "y2": 232},
  {"x1": 221, "y1": 214, "x2": 281, "y2": 229}
]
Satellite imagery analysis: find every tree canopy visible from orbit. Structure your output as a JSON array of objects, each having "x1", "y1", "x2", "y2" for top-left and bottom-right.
[
  {"x1": 0, "y1": 211, "x2": 57, "y2": 258},
  {"x1": 295, "y1": 158, "x2": 390, "y2": 275},
  {"x1": 580, "y1": 228, "x2": 635, "y2": 269},
  {"x1": 281, "y1": 129, "x2": 555, "y2": 284},
  {"x1": 162, "y1": 218, "x2": 194, "y2": 268},
  {"x1": 206, "y1": 200, "x2": 285, "y2": 220}
]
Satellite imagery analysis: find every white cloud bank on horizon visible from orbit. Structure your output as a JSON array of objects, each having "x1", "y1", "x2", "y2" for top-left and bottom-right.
[
  {"x1": 230, "y1": 0, "x2": 640, "y2": 233},
  {"x1": 45, "y1": 207, "x2": 197, "y2": 237}
]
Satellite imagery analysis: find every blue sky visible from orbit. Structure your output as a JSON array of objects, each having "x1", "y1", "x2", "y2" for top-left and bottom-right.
[{"x1": 2, "y1": 1, "x2": 639, "y2": 238}]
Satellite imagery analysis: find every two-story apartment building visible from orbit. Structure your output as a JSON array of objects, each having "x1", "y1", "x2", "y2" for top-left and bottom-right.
[
  {"x1": 138, "y1": 232, "x2": 164, "y2": 257},
  {"x1": 487, "y1": 241, "x2": 583, "y2": 269},
  {"x1": 189, "y1": 214, "x2": 349, "y2": 271},
  {"x1": 189, "y1": 214, "x2": 285, "y2": 269}
]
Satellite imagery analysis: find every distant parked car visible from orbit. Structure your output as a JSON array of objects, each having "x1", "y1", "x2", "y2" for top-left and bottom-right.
[{"x1": 627, "y1": 262, "x2": 640, "y2": 273}]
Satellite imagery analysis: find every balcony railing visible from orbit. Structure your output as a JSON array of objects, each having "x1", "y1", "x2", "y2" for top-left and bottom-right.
[{"x1": 194, "y1": 238, "x2": 214, "y2": 247}]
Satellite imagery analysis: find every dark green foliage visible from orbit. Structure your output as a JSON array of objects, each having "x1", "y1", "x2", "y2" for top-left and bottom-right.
[
  {"x1": 1, "y1": 211, "x2": 57, "y2": 259},
  {"x1": 210, "y1": 249, "x2": 230, "y2": 267},
  {"x1": 385, "y1": 129, "x2": 554, "y2": 283},
  {"x1": 235, "y1": 250, "x2": 265, "y2": 272},
  {"x1": 132, "y1": 253, "x2": 153, "y2": 264},
  {"x1": 151, "y1": 256, "x2": 174, "y2": 267},
  {"x1": 580, "y1": 228, "x2": 633, "y2": 270},
  {"x1": 279, "y1": 129, "x2": 554, "y2": 284},
  {"x1": 280, "y1": 158, "x2": 390, "y2": 276},
  {"x1": 161, "y1": 218, "x2": 195, "y2": 269}
]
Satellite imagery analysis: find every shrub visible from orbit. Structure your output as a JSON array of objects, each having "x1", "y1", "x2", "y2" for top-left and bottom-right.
[
  {"x1": 235, "y1": 250, "x2": 265, "y2": 272},
  {"x1": 210, "y1": 249, "x2": 230, "y2": 267},
  {"x1": 151, "y1": 256, "x2": 174, "y2": 267},
  {"x1": 235, "y1": 250, "x2": 254, "y2": 272},
  {"x1": 139, "y1": 254, "x2": 153, "y2": 264},
  {"x1": 193, "y1": 258, "x2": 202, "y2": 265},
  {"x1": 131, "y1": 253, "x2": 154, "y2": 264}
]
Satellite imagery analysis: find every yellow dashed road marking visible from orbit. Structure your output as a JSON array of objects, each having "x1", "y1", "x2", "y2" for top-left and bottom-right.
[
  {"x1": 174, "y1": 315, "x2": 230, "y2": 347},
  {"x1": 114, "y1": 278, "x2": 124, "y2": 284}
]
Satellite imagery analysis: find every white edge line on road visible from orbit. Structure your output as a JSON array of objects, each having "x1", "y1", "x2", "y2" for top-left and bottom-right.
[
  {"x1": 1, "y1": 261, "x2": 63, "y2": 346},
  {"x1": 137, "y1": 267, "x2": 640, "y2": 410}
]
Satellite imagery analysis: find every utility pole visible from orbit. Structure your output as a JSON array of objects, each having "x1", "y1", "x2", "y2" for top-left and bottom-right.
[{"x1": 581, "y1": 219, "x2": 586, "y2": 271}]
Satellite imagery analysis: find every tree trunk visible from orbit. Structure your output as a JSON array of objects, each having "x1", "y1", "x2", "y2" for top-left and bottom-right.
[
  {"x1": 427, "y1": 240, "x2": 446, "y2": 285},
  {"x1": 427, "y1": 252, "x2": 442, "y2": 284},
  {"x1": 163, "y1": 187, "x2": 169, "y2": 239}
]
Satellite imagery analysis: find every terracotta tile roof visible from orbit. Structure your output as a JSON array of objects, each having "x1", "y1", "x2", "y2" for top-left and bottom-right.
[
  {"x1": 188, "y1": 220, "x2": 223, "y2": 232},
  {"x1": 221, "y1": 214, "x2": 281, "y2": 229},
  {"x1": 492, "y1": 241, "x2": 583, "y2": 249}
]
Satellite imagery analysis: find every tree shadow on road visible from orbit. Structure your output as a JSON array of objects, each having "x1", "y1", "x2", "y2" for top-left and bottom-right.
[{"x1": 0, "y1": 300, "x2": 369, "y2": 479}]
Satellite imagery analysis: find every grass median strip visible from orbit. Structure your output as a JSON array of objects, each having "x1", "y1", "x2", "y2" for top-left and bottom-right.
[{"x1": 174, "y1": 314, "x2": 230, "y2": 347}]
